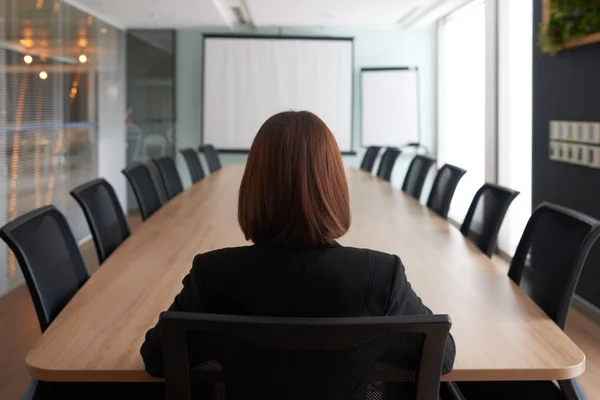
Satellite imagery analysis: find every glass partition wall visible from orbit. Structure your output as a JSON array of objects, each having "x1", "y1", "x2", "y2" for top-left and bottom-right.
[
  {"x1": 126, "y1": 30, "x2": 176, "y2": 208},
  {"x1": 0, "y1": 0, "x2": 126, "y2": 294}
]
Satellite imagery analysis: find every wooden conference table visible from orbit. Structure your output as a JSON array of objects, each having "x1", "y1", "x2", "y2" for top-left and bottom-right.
[{"x1": 26, "y1": 165, "x2": 585, "y2": 383}]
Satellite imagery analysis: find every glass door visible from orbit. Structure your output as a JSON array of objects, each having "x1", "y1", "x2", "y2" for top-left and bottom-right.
[{"x1": 125, "y1": 30, "x2": 176, "y2": 209}]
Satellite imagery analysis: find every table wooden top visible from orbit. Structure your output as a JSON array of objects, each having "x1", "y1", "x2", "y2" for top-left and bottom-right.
[{"x1": 26, "y1": 165, "x2": 585, "y2": 382}]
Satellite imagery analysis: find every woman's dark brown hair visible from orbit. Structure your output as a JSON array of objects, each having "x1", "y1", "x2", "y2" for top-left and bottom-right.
[{"x1": 238, "y1": 111, "x2": 351, "y2": 247}]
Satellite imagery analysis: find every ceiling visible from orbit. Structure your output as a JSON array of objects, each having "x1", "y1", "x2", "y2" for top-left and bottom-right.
[
  {"x1": 246, "y1": 0, "x2": 432, "y2": 28},
  {"x1": 63, "y1": 0, "x2": 469, "y2": 30},
  {"x1": 63, "y1": 0, "x2": 226, "y2": 29},
  {"x1": 1, "y1": 0, "x2": 473, "y2": 67}
]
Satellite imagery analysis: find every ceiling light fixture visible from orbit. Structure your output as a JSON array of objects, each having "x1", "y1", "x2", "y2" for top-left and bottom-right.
[
  {"x1": 230, "y1": 7, "x2": 246, "y2": 25},
  {"x1": 79, "y1": 54, "x2": 87, "y2": 64},
  {"x1": 23, "y1": 55, "x2": 33, "y2": 64},
  {"x1": 100, "y1": 28, "x2": 107, "y2": 34},
  {"x1": 39, "y1": 71, "x2": 48, "y2": 80}
]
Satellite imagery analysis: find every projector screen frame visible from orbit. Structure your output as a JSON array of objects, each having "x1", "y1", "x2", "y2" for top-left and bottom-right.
[
  {"x1": 201, "y1": 34, "x2": 357, "y2": 156},
  {"x1": 359, "y1": 66, "x2": 422, "y2": 149}
]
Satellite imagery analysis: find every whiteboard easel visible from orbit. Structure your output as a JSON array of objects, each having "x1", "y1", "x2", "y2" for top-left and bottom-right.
[{"x1": 360, "y1": 67, "x2": 421, "y2": 148}]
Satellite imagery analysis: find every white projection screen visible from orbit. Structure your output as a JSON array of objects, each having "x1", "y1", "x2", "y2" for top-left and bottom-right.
[
  {"x1": 203, "y1": 36, "x2": 353, "y2": 152},
  {"x1": 361, "y1": 68, "x2": 420, "y2": 147}
]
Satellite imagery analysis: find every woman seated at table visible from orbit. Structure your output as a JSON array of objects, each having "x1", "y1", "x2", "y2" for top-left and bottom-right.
[{"x1": 141, "y1": 111, "x2": 455, "y2": 377}]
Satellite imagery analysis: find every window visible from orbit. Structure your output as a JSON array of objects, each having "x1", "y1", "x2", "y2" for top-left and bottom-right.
[
  {"x1": 438, "y1": 0, "x2": 532, "y2": 257},
  {"x1": 497, "y1": 0, "x2": 532, "y2": 254},
  {"x1": 438, "y1": 1, "x2": 487, "y2": 223}
]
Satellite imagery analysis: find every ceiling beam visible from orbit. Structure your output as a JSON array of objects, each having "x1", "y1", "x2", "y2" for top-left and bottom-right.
[
  {"x1": 60, "y1": 0, "x2": 127, "y2": 30},
  {"x1": 400, "y1": 0, "x2": 478, "y2": 29},
  {"x1": 211, "y1": 0, "x2": 236, "y2": 28}
]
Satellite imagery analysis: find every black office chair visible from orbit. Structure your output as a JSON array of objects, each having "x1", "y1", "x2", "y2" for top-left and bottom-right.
[
  {"x1": 122, "y1": 163, "x2": 163, "y2": 221},
  {"x1": 200, "y1": 144, "x2": 222, "y2": 173},
  {"x1": 510, "y1": 203, "x2": 600, "y2": 329},
  {"x1": 426, "y1": 164, "x2": 466, "y2": 219},
  {"x1": 153, "y1": 156, "x2": 184, "y2": 200},
  {"x1": 70, "y1": 178, "x2": 131, "y2": 264},
  {"x1": 460, "y1": 184, "x2": 519, "y2": 257},
  {"x1": 360, "y1": 146, "x2": 381, "y2": 172},
  {"x1": 0, "y1": 205, "x2": 89, "y2": 332},
  {"x1": 452, "y1": 203, "x2": 600, "y2": 400},
  {"x1": 376, "y1": 148, "x2": 402, "y2": 182},
  {"x1": 402, "y1": 156, "x2": 436, "y2": 200},
  {"x1": 160, "y1": 312, "x2": 452, "y2": 400},
  {"x1": 180, "y1": 148, "x2": 206, "y2": 184}
]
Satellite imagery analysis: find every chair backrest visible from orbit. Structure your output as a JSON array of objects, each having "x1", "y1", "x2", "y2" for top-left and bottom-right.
[
  {"x1": 426, "y1": 164, "x2": 467, "y2": 219},
  {"x1": 200, "y1": 144, "x2": 222, "y2": 173},
  {"x1": 402, "y1": 156, "x2": 436, "y2": 200},
  {"x1": 179, "y1": 148, "x2": 206, "y2": 184},
  {"x1": 153, "y1": 156, "x2": 184, "y2": 200},
  {"x1": 0, "y1": 206, "x2": 89, "y2": 332},
  {"x1": 376, "y1": 148, "x2": 402, "y2": 182},
  {"x1": 460, "y1": 183, "x2": 519, "y2": 257},
  {"x1": 160, "y1": 312, "x2": 452, "y2": 400},
  {"x1": 122, "y1": 163, "x2": 163, "y2": 221},
  {"x1": 360, "y1": 146, "x2": 381, "y2": 172},
  {"x1": 70, "y1": 178, "x2": 131, "y2": 264},
  {"x1": 508, "y1": 203, "x2": 600, "y2": 329}
]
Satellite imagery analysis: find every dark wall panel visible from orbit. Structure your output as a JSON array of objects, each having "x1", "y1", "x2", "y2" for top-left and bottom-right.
[{"x1": 533, "y1": 2, "x2": 600, "y2": 307}]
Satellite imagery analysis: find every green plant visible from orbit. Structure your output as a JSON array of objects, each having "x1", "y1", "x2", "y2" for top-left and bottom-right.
[{"x1": 538, "y1": 0, "x2": 600, "y2": 55}]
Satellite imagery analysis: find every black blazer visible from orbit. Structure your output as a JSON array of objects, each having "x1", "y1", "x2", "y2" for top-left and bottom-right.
[{"x1": 141, "y1": 244, "x2": 456, "y2": 377}]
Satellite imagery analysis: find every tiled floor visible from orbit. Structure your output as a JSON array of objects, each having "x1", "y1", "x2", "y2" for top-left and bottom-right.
[
  {"x1": 566, "y1": 307, "x2": 600, "y2": 396},
  {"x1": 0, "y1": 226, "x2": 599, "y2": 399}
]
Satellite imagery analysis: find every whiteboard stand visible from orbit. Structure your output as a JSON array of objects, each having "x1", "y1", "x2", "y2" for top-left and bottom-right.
[{"x1": 401, "y1": 142, "x2": 430, "y2": 156}]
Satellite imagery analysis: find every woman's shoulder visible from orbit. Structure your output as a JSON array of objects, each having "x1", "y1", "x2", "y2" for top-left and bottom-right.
[
  {"x1": 192, "y1": 245, "x2": 255, "y2": 264},
  {"x1": 190, "y1": 245, "x2": 402, "y2": 272},
  {"x1": 334, "y1": 246, "x2": 401, "y2": 269},
  {"x1": 337, "y1": 247, "x2": 404, "y2": 297}
]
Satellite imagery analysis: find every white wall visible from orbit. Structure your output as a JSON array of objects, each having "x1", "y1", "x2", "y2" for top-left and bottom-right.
[{"x1": 176, "y1": 27, "x2": 437, "y2": 189}]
